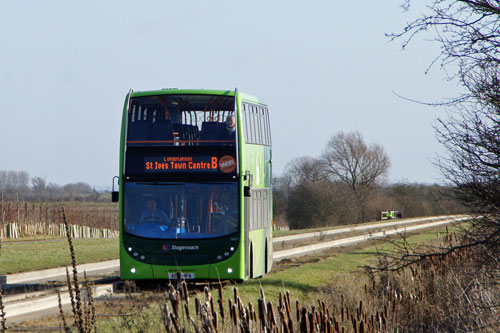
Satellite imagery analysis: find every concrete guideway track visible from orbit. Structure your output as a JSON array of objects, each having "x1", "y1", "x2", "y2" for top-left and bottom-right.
[
  {"x1": 2, "y1": 215, "x2": 469, "y2": 324},
  {"x1": 4, "y1": 259, "x2": 119, "y2": 285},
  {"x1": 273, "y1": 215, "x2": 470, "y2": 261},
  {"x1": 5, "y1": 284, "x2": 114, "y2": 323},
  {"x1": 273, "y1": 215, "x2": 465, "y2": 244}
]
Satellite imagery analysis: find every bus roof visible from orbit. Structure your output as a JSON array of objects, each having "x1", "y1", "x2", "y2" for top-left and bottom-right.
[{"x1": 130, "y1": 89, "x2": 266, "y2": 105}]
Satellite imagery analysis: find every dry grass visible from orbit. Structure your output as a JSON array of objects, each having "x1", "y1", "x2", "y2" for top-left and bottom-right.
[
  {"x1": 367, "y1": 233, "x2": 500, "y2": 331},
  {"x1": 93, "y1": 230, "x2": 498, "y2": 332},
  {"x1": 59, "y1": 206, "x2": 97, "y2": 333}
]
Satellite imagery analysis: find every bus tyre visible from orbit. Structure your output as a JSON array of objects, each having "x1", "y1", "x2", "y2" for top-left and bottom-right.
[
  {"x1": 265, "y1": 242, "x2": 268, "y2": 274},
  {"x1": 250, "y1": 244, "x2": 254, "y2": 279}
]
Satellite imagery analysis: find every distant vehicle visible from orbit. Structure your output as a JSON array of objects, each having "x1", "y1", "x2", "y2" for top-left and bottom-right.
[
  {"x1": 381, "y1": 210, "x2": 402, "y2": 220},
  {"x1": 112, "y1": 88, "x2": 273, "y2": 281}
]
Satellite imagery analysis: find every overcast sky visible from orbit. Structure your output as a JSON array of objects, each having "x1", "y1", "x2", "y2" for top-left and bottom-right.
[{"x1": 0, "y1": 1, "x2": 460, "y2": 188}]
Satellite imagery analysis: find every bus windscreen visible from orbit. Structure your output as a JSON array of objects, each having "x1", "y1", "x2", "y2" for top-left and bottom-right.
[
  {"x1": 123, "y1": 182, "x2": 238, "y2": 239},
  {"x1": 127, "y1": 94, "x2": 236, "y2": 146}
]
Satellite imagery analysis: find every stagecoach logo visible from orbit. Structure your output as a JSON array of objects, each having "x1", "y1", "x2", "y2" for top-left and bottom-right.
[
  {"x1": 218, "y1": 155, "x2": 236, "y2": 173},
  {"x1": 162, "y1": 244, "x2": 200, "y2": 252}
]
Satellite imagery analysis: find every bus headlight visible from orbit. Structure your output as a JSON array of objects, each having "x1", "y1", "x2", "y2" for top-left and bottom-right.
[
  {"x1": 131, "y1": 268, "x2": 136, "y2": 274},
  {"x1": 227, "y1": 268, "x2": 233, "y2": 274},
  {"x1": 125, "y1": 244, "x2": 146, "y2": 261}
]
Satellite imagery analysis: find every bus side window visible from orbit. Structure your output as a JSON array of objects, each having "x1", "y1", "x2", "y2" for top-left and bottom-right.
[
  {"x1": 259, "y1": 108, "x2": 266, "y2": 145},
  {"x1": 251, "y1": 106, "x2": 257, "y2": 143},
  {"x1": 242, "y1": 104, "x2": 248, "y2": 142},
  {"x1": 255, "y1": 108, "x2": 261, "y2": 144},
  {"x1": 244, "y1": 105, "x2": 252, "y2": 143},
  {"x1": 265, "y1": 108, "x2": 271, "y2": 145},
  {"x1": 253, "y1": 106, "x2": 260, "y2": 144}
]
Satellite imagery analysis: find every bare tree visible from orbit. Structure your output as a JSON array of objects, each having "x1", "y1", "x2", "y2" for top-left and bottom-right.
[
  {"x1": 390, "y1": 1, "x2": 500, "y2": 82},
  {"x1": 0, "y1": 170, "x2": 31, "y2": 198},
  {"x1": 31, "y1": 176, "x2": 48, "y2": 201},
  {"x1": 389, "y1": 0, "x2": 500, "y2": 215},
  {"x1": 62, "y1": 182, "x2": 93, "y2": 200},
  {"x1": 31, "y1": 177, "x2": 46, "y2": 191},
  {"x1": 272, "y1": 174, "x2": 292, "y2": 222},
  {"x1": 435, "y1": 103, "x2": 500, "y2": 215},
  {"x1": 389, "y1": 0, "x2": 500, "y2": 253},
  {"x1": 286, "y1": 180, "x2": 356, "y2": 229},
  {"x1": 284, "y1": 156, "x2": 326, "y2": 186},
  {"x1": 376, "y1": 1, "x2": 500, "y2": 327},
  {"x1": 321, "y1": 131, "x2": 390, "y2": 221}
]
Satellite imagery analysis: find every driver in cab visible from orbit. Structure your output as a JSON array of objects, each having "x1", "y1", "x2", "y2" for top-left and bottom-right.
[{"x1": 140, "y1": 199, "x2": 170, "y2": 225}]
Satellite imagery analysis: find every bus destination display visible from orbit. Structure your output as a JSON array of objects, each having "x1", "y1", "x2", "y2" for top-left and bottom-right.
[{"x1": 144, "y1": 155, "x2": 236, "y2": 174}]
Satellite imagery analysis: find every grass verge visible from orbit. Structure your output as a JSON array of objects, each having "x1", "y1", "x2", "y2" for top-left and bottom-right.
[
  {"x1": 0, "y1": 237, "x2": 119, "y2": 274},
  {"x1": 239, "y1": 226, "x2": 454, "y2": 303}
]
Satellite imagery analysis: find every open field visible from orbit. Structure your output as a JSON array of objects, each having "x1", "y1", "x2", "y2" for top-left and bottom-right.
[
  {"x1": 0, "y1": 238, "x2": 119, "y2": 274},
  {"x1": 0, "y1": 201, "x2": 118, "y2": 230},
  {"x1": 10, "y1": 225, "x2": 456, "y2": 331}
]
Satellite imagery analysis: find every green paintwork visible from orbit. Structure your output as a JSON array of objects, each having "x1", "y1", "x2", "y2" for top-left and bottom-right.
[{"x1": 118, "y1": 88, "x2": 272, "y2": 281}]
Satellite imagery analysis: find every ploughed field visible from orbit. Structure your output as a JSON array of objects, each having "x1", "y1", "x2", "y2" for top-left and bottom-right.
[{"x1": 0, "y1": 201, "x2": 118, "y2": 232}]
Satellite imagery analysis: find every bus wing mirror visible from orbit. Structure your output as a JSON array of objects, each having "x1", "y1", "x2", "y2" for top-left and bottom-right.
[
  {"x1": 244, "y1": 172, "x2": 253, "y2": 186},
  {"x1": 243, "y1": 172, "x2": 252, "y2": 197},
  {"x1": 112, "y1": 176, "x2": 119, "y2": 202},
  {"x1": 244, "y1": 186, "x2": 251, "y2": 197}
]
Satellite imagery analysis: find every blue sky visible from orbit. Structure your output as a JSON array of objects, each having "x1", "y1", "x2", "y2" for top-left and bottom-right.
[{"x1": 0, "y1": 1, "x2": 460, "y2": 187}]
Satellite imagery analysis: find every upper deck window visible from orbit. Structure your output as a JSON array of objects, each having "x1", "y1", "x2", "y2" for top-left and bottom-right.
[
  {"x1": 242, "y1": 102, "x2": 271, "y2": 146},
  {"x1": 127, "y1": 94, "x2": 235, "y2": 146}
]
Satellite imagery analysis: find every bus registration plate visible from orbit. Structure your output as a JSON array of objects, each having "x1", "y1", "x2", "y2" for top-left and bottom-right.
[{"x1": 168, "y1": 272, "x2": 195, "y2": 279}]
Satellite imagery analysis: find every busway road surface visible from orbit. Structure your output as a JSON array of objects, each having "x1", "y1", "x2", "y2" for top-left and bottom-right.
[{"x1": 2, "y1": 215, "x2": 469, "y2": 324}]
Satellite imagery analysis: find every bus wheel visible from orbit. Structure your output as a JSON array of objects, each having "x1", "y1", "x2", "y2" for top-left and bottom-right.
[
  {"x1": 250, "y1": 243, "x2": 254, "y2": 279},
  {"x1": 265, "y1": 242, "x2": 268, "y2": 274}
]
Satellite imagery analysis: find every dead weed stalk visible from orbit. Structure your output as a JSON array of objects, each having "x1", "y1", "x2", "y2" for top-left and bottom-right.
[{"x1": 60, "y1": 206, "x2": 96, "y2": 333}]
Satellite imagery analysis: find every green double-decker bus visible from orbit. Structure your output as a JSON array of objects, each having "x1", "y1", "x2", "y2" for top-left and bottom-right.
[{"x1": 114, "y1": 88, "x2": 272, "y2": 281}]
